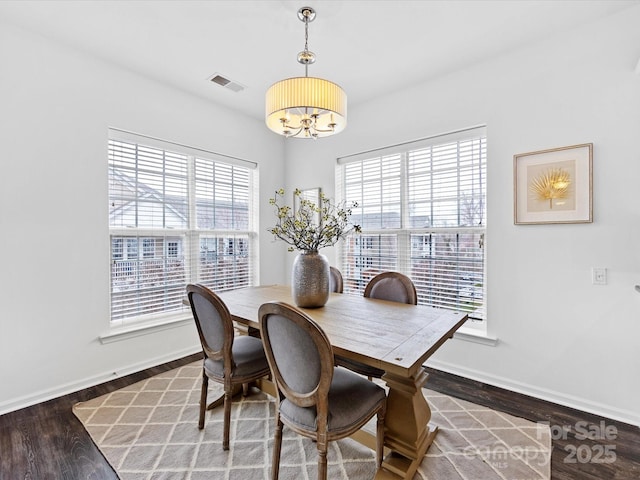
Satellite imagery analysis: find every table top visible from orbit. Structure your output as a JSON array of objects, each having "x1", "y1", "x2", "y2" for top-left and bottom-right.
[{"x1": 217, "y1": 285, "x2": 468, "y2": 378}]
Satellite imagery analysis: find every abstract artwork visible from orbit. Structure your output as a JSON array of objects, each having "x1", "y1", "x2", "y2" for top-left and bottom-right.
[{"x1": 514, "y1": 144, "x2": 592, "y2": 224}]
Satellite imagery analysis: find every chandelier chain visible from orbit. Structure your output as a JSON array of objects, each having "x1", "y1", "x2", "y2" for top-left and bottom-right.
[
  {"x1": 303, "y1": 10, "x2": 310, "y2": 77},
  {"x1": 304, "y1": 13, "x2": 309, "y2": 53}
]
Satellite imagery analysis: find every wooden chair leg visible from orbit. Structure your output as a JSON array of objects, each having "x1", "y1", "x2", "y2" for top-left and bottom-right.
[
  {"x1": 317, "y1": 440, "x2": 328, "y2": 480},
  {"x1": 198, "y1": 373, "x2": 208, "y2": 430},
  {"x1": 272, "y1": 416, "x2": 283, "y2": 480},
  {"x1": 376, "y1": 406, "x2": 385, "y2": 467},
  {"x1": 223, "y1": 389, "x2": 232, "y2": 450}
]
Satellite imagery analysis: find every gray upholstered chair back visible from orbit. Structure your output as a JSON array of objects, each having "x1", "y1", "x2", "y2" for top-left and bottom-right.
[
  {"x1": 259, "y1": 302, "x2": 333, "y2": 408},
  {"x1": 264, "y1": 314, "x2": 321, "y2": 394},
  {"x1": 364, "y1": 271, "x2": 418, "y2": 305},
  {"x1": 329, "y1": 266, "x2": 344, "y2": 294},
  {"x1": 187, "y1": 283, "x2": 234, "y2": 362}
]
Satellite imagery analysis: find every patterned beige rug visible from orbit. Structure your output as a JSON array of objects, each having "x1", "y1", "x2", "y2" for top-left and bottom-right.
[{"x1": 73, "y1": 362, "x2": 551, "y2": 480}]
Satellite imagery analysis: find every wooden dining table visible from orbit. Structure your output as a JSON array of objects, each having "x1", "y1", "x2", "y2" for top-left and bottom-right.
[{"x1": 215, "y1": 284, "x2": 468, "y2": 480}]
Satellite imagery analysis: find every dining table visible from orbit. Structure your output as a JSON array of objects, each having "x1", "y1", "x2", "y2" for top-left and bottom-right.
[{"x1": 214, "y1": 284, "x2": 468, "y2": 480}]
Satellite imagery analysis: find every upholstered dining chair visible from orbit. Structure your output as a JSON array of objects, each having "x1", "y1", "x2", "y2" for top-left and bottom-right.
[
  {"x1": 186, "y1": 283, "x2": 271, "y2": 450},
  {"x1": 364, "y1": 271, "x2": 418, "y2": 305},
  {"x1": 335, "y1": 271, "x2": 418, "y2": 379},
  {"x1": 259, "y1": 301, "x2": 386, "y2": 480},
  {"x1": 329, "y1": 266, "x2": 344, "y2": 293}
]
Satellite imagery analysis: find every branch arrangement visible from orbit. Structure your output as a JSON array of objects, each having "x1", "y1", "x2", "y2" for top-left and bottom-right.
[{"x1": 268, "y1": 188, "x2": 361, "y2": 252}]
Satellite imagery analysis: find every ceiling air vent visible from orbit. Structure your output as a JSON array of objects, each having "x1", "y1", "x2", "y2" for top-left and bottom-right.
[{"x1": 208, "y1": 73, "x2": 245, "y2": 93}]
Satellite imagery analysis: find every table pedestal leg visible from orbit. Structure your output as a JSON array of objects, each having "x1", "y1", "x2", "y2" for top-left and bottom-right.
[
  {"x1": 206, "y1": 384, "x2": 242, "y2": 410},
  {"x1": 376, "y1": 369, "x2": 438, "y2": 480}
]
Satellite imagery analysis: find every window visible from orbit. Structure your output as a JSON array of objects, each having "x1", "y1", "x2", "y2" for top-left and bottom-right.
[
  {"x1": 142, "y1": 238, "x2": 155, "y2": 258},
  {"x1": 108, "y1": 130, "x2": 258, "y2": 325},
  {"x1": 167, "y1": 241, "x2": 178, "y2": 258},
  {"x1": 337, "y1": 126, "x2": 486, "y2": 321}
]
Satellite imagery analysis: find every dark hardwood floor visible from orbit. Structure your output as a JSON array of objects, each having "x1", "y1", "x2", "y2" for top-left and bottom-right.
[
  {"x1": 1, "y1": 355, "x2": 637, "y2": 479},
  {"x1": 424, "y1": 367, "x2": 640, "y2": 480}
]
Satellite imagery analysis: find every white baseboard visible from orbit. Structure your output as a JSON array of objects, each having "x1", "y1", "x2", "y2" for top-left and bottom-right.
[
  {"x1": 5, "y1": 347, "x2": 638, "y2": 429},
  {"x1": 0, "y1": 346, "x2": 201, "y2": 416},
  {"x1": 425, "y1": 358, "x2": 640, "y2": 428}
]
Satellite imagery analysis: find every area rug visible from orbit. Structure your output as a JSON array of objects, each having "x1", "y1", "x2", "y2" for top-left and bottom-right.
[{"x1": 73, "y1": 362, "x2": 551, "y2": 480}]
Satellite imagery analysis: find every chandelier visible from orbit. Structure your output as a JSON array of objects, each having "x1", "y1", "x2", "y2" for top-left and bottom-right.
[{"x1": 265, "y1": 6, "x2": 347, "y2": 139}]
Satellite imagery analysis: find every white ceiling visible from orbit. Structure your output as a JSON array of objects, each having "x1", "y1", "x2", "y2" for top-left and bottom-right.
[{"x1": 1, "y1": 0, "x2": 637, "y2": 121}]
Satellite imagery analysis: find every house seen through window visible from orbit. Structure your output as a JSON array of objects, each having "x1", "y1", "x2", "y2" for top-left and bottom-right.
[
  {"x1": 337, "y1": 126, "x2": 486, "y2": 321},
  {"x1": 108, "y1": 131, "x2": 258, "y2": 325}
]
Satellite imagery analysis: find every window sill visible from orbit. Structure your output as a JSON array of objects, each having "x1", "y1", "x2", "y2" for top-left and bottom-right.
[
  {"x1": 453, "y1": 322, "x2": 499, "y2": 346},
  {"x1": 100, "y1": 315, "x2": 193, "y2": 344}
]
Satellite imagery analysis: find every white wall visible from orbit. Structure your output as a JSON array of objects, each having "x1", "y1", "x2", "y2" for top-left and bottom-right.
[
  {"x1": 284, "y1": 7, "x2": 640, "y2": 425},
  {"x1": 0, "y1": 21, "x2": 285, "y2": 413},
  {"x1": 2, "y1": 7, "x2": 638, "y2": 427}
]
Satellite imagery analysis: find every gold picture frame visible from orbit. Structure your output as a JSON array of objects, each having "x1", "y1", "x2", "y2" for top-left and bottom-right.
[{"x1": 514, "y1": 143, "x2": 593, "y2": 224}]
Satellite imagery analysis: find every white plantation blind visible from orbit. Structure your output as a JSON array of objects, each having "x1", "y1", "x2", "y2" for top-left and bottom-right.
[
  {"x1": 338, "y1": 126, "x2": 486, "y2": 320},
  {"x1": 194, "y1": 159, "x2": 250, "y2": 230},
  {"x1": 109, "y1": 141, "x2": 189, "y2": 229},
  {"x1": 194, "y1": 157, "x2": 254, "y2": 293},
  {"x1": 108, "y1": 131, "x2": 258, "y2": 325}
]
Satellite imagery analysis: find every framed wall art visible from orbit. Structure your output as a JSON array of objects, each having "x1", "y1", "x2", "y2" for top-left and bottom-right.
[{"x1": 514, "y1": 143, "x2": 593, "y2": 225}]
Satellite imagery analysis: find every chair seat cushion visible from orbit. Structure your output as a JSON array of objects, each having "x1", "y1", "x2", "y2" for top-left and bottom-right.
[
  {"x1": 204, "y1": 335, "x2": 269, "y2": 379},
  {"x1": 280, "y1": 367, "x2": 386, "y2": 433}
]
